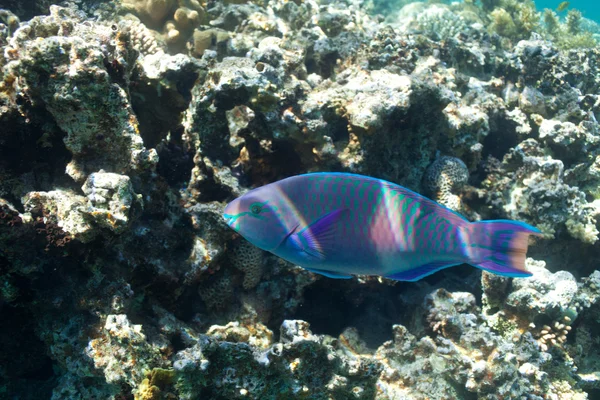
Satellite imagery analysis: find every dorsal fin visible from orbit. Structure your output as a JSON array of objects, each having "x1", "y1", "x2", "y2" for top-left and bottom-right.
[{"x1": 381, "y1": 181, "x2": 468, "y2": 226}]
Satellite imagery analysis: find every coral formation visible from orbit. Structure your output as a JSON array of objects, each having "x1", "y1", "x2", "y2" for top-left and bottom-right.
[
  {"x1": 542, "y1": 7, "x2": 598, "y2": 49},
  {"x1": 2, "y1": 0, "x2": 600, "y2": 399},
  {"x1": 566, "y1": 9, "x2": 583, "y2": 35},
  {"x1": 409, "y1": 4, "x2": 471, "y2": 41},
  {"x1": 120, "y1": 17, "x2": 163, "y2": 56},
  {"x1": 82, "y1": 171, "x2": 140, "y2": 234},
  {"x1": 86, "y1": 314, "x2": 167, "y2": 388},
  {"x1": 483, "y1": 138, "x2": 599, "y2": 243}
]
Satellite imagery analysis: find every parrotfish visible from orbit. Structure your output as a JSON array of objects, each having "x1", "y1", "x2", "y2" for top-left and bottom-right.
[
  {"x1": 556, "y1": 1, "x2": 570, "y2": 12},
  {"x1": 223, "y1": 173, "x2": 541, "y2": 281}
]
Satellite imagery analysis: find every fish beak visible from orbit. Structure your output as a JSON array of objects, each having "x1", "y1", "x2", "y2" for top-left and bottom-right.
[
  {"x1": 223, "y1": 200, "x2": 243, "y2": 230},
  {"x1": 223, "y1": 212, "x2": 241, "y2": 231},
  {"x1": 223, "y1": 214, "x2": 233, "y2": 224}
]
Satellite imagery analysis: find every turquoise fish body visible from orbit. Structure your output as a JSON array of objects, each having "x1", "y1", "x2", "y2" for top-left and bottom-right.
[{"x1": 223, "y1": 173, "x2": 541, "y2": 281}]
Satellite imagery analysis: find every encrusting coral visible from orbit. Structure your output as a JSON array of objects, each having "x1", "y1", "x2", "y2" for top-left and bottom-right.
[
  {"x1": 228, "y1": 237, "x2": 264, "y2": 290},
  {"x1": 198, "y1": 270, "x2": 235, "y2": 310}
]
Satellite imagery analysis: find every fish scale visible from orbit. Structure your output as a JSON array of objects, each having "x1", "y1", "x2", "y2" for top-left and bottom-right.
[{"x1": 223, "y1": 172, "x2": 542, "y2": 281}]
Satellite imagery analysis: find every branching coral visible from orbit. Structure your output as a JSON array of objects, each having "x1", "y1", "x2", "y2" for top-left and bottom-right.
[
  {"x1": 414, "y1": 5, "x2": 470, "y2": 41},
  {"x1": 484, "y1": 0, "x2": 539, "y2": 42},
  {"x1": 535, "y1": 317, "x2": 572, "y2": 352},
  {"x1": 120, "y1": 17, "x2": 164, "y2": 55},
  {"x1": 543, "y1": 9, "x2": 560, "y2": 35},
  {"x1": 541, "y1": 7, "x2": 597, "y2": 49},
  {"x1": 566, "y1": 9, "x2": 583, "y2": 35},
  {"x1": 120, "y1": 0, "x2": 177, "y2": 28}
]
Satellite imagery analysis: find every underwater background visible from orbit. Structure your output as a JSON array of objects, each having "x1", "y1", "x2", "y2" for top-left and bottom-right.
[
  {"x1": 537, "y1": 1, "x2": 600, "y2": 22},
  {"x1": 2, "y1": 0, "x2": 600, "y2": 399}
]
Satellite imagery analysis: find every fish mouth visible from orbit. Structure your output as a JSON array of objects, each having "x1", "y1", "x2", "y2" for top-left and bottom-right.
[
  {"x1": 223, "y1": 213, "x2": 234, "y2": 225},
  {"x1": 223, "y1": 213, "x2": 240, "y2": 231}
]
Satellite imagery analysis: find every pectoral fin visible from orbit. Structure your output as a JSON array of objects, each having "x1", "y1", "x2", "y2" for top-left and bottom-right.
[{"x1": 296, "y1": 208, "x2": 350, "y2": 260}]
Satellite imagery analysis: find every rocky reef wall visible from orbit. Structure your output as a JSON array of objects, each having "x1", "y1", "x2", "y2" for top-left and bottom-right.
[{"x1": 1, "y1": 0, "x2": 600, "y2": 399}]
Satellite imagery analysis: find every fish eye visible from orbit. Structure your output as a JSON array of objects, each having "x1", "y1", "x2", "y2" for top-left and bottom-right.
[{"x1": 250, "y1": 203, "x2": 263, "y2": 214}]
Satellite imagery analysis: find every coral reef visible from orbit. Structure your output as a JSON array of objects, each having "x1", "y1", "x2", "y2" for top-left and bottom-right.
[{"x1": 1, "y1": 0, "x2": 600, "y2": 399}]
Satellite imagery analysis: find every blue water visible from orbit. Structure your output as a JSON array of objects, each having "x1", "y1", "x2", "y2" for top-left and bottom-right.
[{"x1": 535, "y1": 0, "x2": 600, "y2": 22}]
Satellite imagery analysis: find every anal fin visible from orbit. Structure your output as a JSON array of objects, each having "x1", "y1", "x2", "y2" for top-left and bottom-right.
[
  {"x1": 304, "y1": 267, "x2": 354, "y2": 279},
  {"x1": 386, "y1": 262, "x2": 463, "y2": 282}
]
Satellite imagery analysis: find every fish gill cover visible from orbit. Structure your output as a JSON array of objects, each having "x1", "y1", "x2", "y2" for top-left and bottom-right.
[{"x1": 0, "y1": 0, "x2": 599, "y2": 399}]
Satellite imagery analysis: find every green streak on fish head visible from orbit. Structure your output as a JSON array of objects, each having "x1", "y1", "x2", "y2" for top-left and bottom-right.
[{"x1": 223, "y1": 186, "x2": 289, "y2": 252}]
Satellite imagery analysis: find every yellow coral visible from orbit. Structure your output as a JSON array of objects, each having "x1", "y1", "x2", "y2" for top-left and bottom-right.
[
  {"x1": 543, "y1": 9, "x2": 560, "y2": 35},
  {"x1": 121, "y1": 0, "x2": 177, "y2": 28},
  {"x1": 565, "y1": 9, "x2": 582, "y2": 34},
  {"x1": 542, "y1": 7, "x2": 597, "y2": 49},
  {"x1": 134, "y1": 368, "x2": 175, "y2": 400},
  {"x1": 490, "y1": 7, "x2": 517, "y2": 38},
  {"x1": 191, "y1": 28, "x2": 231, "y2": 58},
  {"x1": 135, "y1": 379, "x2": 161, "y2": 400},
  {"x1": 120, "y1": 0, "x2": 207, "y2": 52},
  {"x1": 487, "y1": 1, "x2": 539, "y2": 41}
]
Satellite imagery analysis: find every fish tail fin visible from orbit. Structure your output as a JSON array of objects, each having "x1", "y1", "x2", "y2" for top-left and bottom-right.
[{"x1": 461, "y1": 220, "x2": 542, "y2": 277}]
